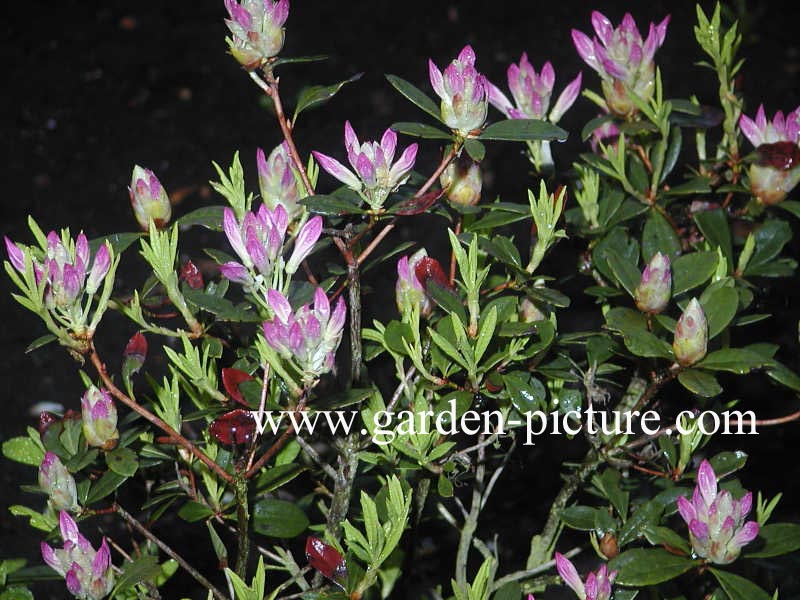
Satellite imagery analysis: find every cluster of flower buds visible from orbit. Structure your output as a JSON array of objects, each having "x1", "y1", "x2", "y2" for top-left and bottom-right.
[
  {"x1": 739, "y1": 104, "x2": 800, "y2": 205},
  {"x1": 634, "y1": 252, "x2": 671, "y2": 314},
  {"x1": 572, "y1": 11, "x2": 670, "y2": 117},
  {"x1": 5, "y1": 229, "x2": 114, "y2": 344},
  {"x1": 263, "y1": 288, "x2": 346, "y2": 384},
  {"x1": 396, "y1": 250, "x2": 436, "y2": 318},
  {"x1": 220, "y1": 205, "x2": 322, "y2": 293},
  {"x1": 81, "y1": 386, "x2": 119, "y2": 450},
  {"x1": 488, "y1": 54, "x2": 582, "y2": 124},
  {"x1": 224, "y1": 0, "x2": 289, "y2": 69},
  {"x1": 129, "y1": 166, "x2": 171, "y2": 231},
  {"x1": 555, "y1": 552, "x2": 617, "y2": 600},
  {"x1": 257, "y1": 143, "x2": 303, "y2": 220},
  {"x1": 39, "y1": 452, "x2": 79, "y2": 512},
  {"x1": 313, "y1": 122, "x2": 418, "y2": 210},
  {"x1": 677, "y1": 460, "x2": 760, "y2": 564},
  {"x1": 429, "y1": 45, "x2": 489, "y2": 136},
  {"x1": 440, "y1": 157, "x2": 482, "y2": 207},
  {"x1": 673, "y1": 298, "x2": 708, "y2": 366},
  {"x1": 41, "y1": 512, "x2": 115, "y2": 600}
]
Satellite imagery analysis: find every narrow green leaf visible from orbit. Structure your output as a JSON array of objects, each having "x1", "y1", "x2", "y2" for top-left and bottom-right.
[
  {"x1": 176, "y1": 206, "x2": 225, "y2": 231},
  {"x1": 709, "y1": 568, "x2": 771, "y2": 600},
  {"x1": 390, "y1": 122, "x2": 452, "y2": 140},
  {"x1": 385, "y1": 74, "x2": 442, "y2": 122},
  {"x1": 609, "y1": 548, "x2": 696, "y2": 586},
  {"x1": 672, "y1": 251, "x2": 718, "y2": 295},
  {"x1": 746, "y1": 523, "x2": 800, "y2": 558},
  {"x1": 642, "y1": 209, "x2": 681, "y2": 261},
  {"x1": 252, "y1": 499, "x2": 309, "y2": 538},
  {"x1": 479, "y1": 119, "x2": 567, "y2": 141},
  {"x1": 677, "y1": 369, "x2": 722, "y2": 397},
  {"x1": 293, "y1": 73, "x2": 363, "y2": 122}
]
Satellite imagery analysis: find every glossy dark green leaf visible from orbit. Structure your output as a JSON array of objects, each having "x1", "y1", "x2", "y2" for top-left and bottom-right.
[
  {"x1": 672, "y1": 251, "x2": 718, "y2": 295},
  {"x1": 464, "y1": 137, "x2": 486, "y2": 161},
  {"x1": 594, "y1": 469, "x2": 629, "y2": 519},
  {"x1": 106, "y1": 447, "x2": 139, "y2": 477},
  {"x1": 112, "y1": 554, "x2": 161, "y2": 597},
  {"x1": 182, "y1": 287, "x2": 261, "y2": 322},
  {"x1": 778, "y1": 200, "x2": 800, "y2": 220},
  {"x1": 642, "y1": 209, "x2": 681, "y2": 261},
  {"x1": 503, "y1": 372, "x2": 546, "y2": 414},
  {"x1": 178, "y1": 501, "x2": 215, "y2": 522},
  {"x1": 708, "y1": 451, "x2": 748, "y2": 478},
  {"x1": 85, "y1": 471, "x2": 128, "y2": 504},
  {"x1": 390, "y1": 121, "x2": 452, "y2": 140},
  {"x1": 666, "y1": 176, "x2": 713, "y2": 196},
  {"x1": 176, "y1": 206, "x2": 225, "y2": 231},
  {"x1": 609, "y1": 548, "x2": 697, "y2": 585},
  {"x1": 385, "y1": 74, "x2": 442, "y2": 122},
  {"x1": 698, "y1": 348, "x2": 773, "y2": 374},
  {"x1": 700, "y1": 286, "x2": 739, "y2": 338},
  {"x1": 437, "y1": 474, "x2": 454, "y2": 498},
  {"x1": 642, "y1": 525, "x2": 691, "y2": 554},
  {"x1": 593, "y1": 227, "x2": 640, "y2": 286},
  {"x1": 660, "y1": 126, "x2": 683, "y2": 183},
  {"x1": 605, "y1": 307, "x2": 674, "y2": 359},
  {"x1": 89, "y1": 232, "x2": 144, "y2": 256},
  {"x1": 746, "y1": 523, "x2": 800, "y2": 558},
  {"x1": 677, "y1": 369, "x2": 722, "y2": 397},
  {"x1": 560, "y1": 506, "x2": 601, "y2": 531},
  {"x1": 743, "y1": 219, "x2": 793, "y2": 277},
  {"x1": 606, "y1": 253, "x2": 641, "y2": 297},
  {"x1": 526, "y1": 286, "x2": 570, "y2": 308},
  {"x1": 479, "y1": 119, "x2": 567, "y2": 141},
  {"x1": 300, "y1": 194, "x2": 365, "y2": 216},
  {"x1": 694, "y1": 208, "x2": 732, "y2": 270},
  {"x1": 581, "y1": 114, "x2": 615, "y2": 141},
  {"x1": 709, "y1": 568, "x2": 771, "y2": 600},
  {"x1": 293, "y1": 73, "x2": 363, "y2": 122},
  {"x1": 384, "y1": 321, "x2": 415, "y2": 356},
  {"x1": 272, "y1": 54, "x2": 329, "y2": 68},
  {"x1": 426, "y1": 281, "x2": 467, "y2": 323},
  {"x1": 253, "y1": 498, "x2": 309, "y2": 538},
  {"x1": 256, "y1": 463, "x2": 306, "y2": 493},
  {"x1": 1, "y1": 437, "x2": 44, "y2": 467}
]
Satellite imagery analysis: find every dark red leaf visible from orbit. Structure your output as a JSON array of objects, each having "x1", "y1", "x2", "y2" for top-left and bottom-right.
[
  {"x1": 757, "y1": 141, "x2": 800, "y2": 171},
  {"x1": 179, "y1": 260, "x2": 204, "y2": 289},
  {"x1": 305, "y1": 536, "x2": 347, "y2": 581},
  {"x1": 393, "y1": 189, "x2": 444, "y2": 215},
  {"x1": 221, "y1": 368, "x2": 255, "y2": 406},
  {"x1": 414, "y1": 256, "x2": 450, "y2": 289},
  {"x1": 209, "y1": 409, "x2": 256, "y2": 446}
]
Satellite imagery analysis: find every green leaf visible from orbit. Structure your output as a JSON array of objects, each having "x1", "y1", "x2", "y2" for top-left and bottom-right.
[
  {"x1": 581, "y1": 114, "x2": 615, "y2": 141},
  {"x1": 698, "y1": 348, "x2": 773, "y2": 374},
  {"x1": 2, "y1": 437, "x2": 44, "y2": 466},
  {"x1": 478, "y1": 119, "x2": 567, "y2": 141},
  {"x1": 25, "y1": 334, "x2": 56, "y2": 353},
  {"x1": 643, "y1": 525, "x2": 691, "y2": 554},
  {"x1": 746, "y1": 523, "x2": 800, "y2": 558},
  {"x1": 464, "y1": 138, "x2": 486, "y2": 162},
  {"x1": 106, "y1": 447, "x2": 139, "y2": 477},
  {"x1": 89, "y1": 232, "x2": 144, "y2": 256},
  {"x1": 504, "y1": 372, "x2": 546, "y2": 414},
  {"x1": 694, "y1": 208, "x2": 732, "y2": 271},
  {"x1": 178, "y1": 501, "x2": 215, "y2": 523},
  {"x1": 594, "y1": 469, "x2": 629, "y2": 519},
  {"x1": 677, "y1": 369, "x2": 722, "y2": 397},
  {"x1": 560, "y1": 506, "x2": 600, "y2": 531},
  {"x1": 700, "y1": 286, "x2": 739, "y2": 339},
  {"x1": 709, "y1": 568, "x2": 771, "y2": 600},
  {"x1": 606, "y1": 253, "x2": 641, "y2": 297},
  {"x1": 390, "y1": 121, "x2": 452, "y2": 140},
  {"x1": 252, "y1": 499, "x2": 309, "y2": 538},
  {"x1": 272, "y1": 54, "x2": 329, "y2": 68},
  {"x1": 708, "y1": 451, "x2": 748, "y2": 478},
  {"x1": 642, "y1": 210, "x2": 681, "y2": 262},
  {"x1": 299, "y1": 194, "x2": 365, "y2": 216},
  {"x1": 426, "y1": 280, "x2": 467, "y2": 324},
  {"x1": 111, "y1": 555, "x2": 161, "y2": 598},
  {"x1": 593, "y1": 227, "x2": 639, "y2": 286},
  {"x1": 385, "y1": 74, "x2": 442, "y2": 123},
  {"x1": 86, "y1": 471, "x2": 128, "y2": 504},
  {"x1": 176, "y1": 206, "x2": 225, "y2": 231},
  {"x1": 666, "y1": 175, "x2": 713, "y2": 196},
  {"x1": 437, "y1": 474, "x2": 454, "y2": 498},
  {"x1": 672, "y1": 251, "x2": 718, "y2": 295},
  {"x1": 605, "y1": 307, "x2": 674, "y2": 359},
  {"x1": 8, "y1": 506, "x2": 56, "y2": 532},
  {"x1": 293, "y1": 73, "x2": 363, "y2": 122},
  {"x1": 609, "y1": 548, "x2": 697, "y2": 586},
  {"x1": 743, "y1": 219, "x2": 793, "y2": 277}
]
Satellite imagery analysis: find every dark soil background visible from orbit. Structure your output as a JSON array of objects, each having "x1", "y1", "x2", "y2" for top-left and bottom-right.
[{"x1": 3, "y1": 1, "x2": 800, "y2": 598}]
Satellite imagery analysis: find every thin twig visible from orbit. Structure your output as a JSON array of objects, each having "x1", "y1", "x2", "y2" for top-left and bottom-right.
[
  {"x1": 116, "y1": 504, "x2": 228, "y2": 600},
  {"x1": 245, "y1": 395, "x2": 308, "y2": 478},
  {"x1": 296, "y1": 435, "x2": 338, "y2": 480},
  {"x1": 492, "y1": 546, "x2": 581, "y2": 591},
  {"x1": 89, "y1": 343, "x2": 233, "y2": 483}
]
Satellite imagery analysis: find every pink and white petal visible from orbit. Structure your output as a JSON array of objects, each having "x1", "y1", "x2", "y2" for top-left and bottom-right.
[
  {"x1": 572, "y1": 29, "x2": 601, "y2": 73},
  {"x1": 381, "y1": 128, "x2": 398, "y2": 163},
  {"x1": 487, "y1": 81, "x2": 515, "y2": 117},
  {"x1": 591, "y1": 10, "x2": 614, "y2": 46},
  {"x1": 555, "y1": 552, "x2": 585, "y2": 598},
  {"x1": 458, "y1": 45, "x2": 476, "y2": 66},
  {"x1": 389, "y1": 143, "x2": 419, "y2": 184},
  {"x1": 697, "y1": 460, "x2": 718, "y2": 506},
  {"x1": 344, "y1": 121, "x2": 359, "y2": 152},
  {"x1": 677, "y1": 495, "x2": 697, "y2": 525},
  {"x1": 267, "y1": 289, "x2": 293, "y2": 323},
  {"x1": 311, "y1": 151, "x2": 362, "y2": 189},
  {"x1": 428, "y1": 60, "x2": 446, "y2": 98},
  {"x1": 4, "y1": 237, "x2": 26, "y2": 272},
  {"x1": 733, "y1": 521, "x2": 760, "y2": 546},
  {"x1": 550, "y1": 72, "x2": 582, "y2": 123},
  {"x1": 739, "y1": 113, "x2": 763, "y2": 147}
]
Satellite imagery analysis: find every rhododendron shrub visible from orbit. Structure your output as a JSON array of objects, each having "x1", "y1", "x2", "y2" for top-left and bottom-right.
[{"x1": 3, "y1": 3, "x2": 800, "y2": 599}]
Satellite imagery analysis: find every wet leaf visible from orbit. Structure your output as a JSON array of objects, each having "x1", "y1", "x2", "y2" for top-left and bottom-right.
[{"x1": 209, "y1": 410, "x2": 256, "y2": 446}]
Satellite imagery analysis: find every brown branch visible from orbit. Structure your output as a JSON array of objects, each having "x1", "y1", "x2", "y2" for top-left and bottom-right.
[
  {"x1": 244, "y1": 395, "x2": 308, "y2": 478},
  {"x1": 116, "y1": 504, "x2": 227, "y2": 600},
  {"x1": 88, "y1": 343, "x2": 233, "y2": 484}
]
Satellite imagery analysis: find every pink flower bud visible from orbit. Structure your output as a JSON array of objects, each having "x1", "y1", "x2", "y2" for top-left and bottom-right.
[
  {"x1": 129, "y1": 165, "x2": 171, "y2": 231},
  {"x1": 224, "y1": 0, "x2": 289, "y2": 69},
  {"x1": 396, "y1": 250, "x2": 433, "y2": 317},
  {"x1": 429, "y1": 45, "x2": 488, "y2": 134},
  {"x1": 39, "y1": 452, "x2": 79, "y2": 512},
  {"x1": 286, "y1": 216, "x2": 322, "y2": 274},
  {"x1": 555, "y1": 552, "x2": 617, "y2": 600},
  {"x1": 673, "y1": 298, "x2": 708, "y2": 366},
  {"x1": 257, "y1": 143, "x2": 302, "y2": 219},
  {"x1": 678, "y1": 460, "x2": 760, "y2": 564},
  {"x1": 41, "y1": 511, "x2": 115, "y2": 600},
  {"x1": 81, "y1": 386, "x2": 119, "y2": 450},
  {"x1": 573, "y1": 12, "x2": 670, "y2": 117},
  {"x1": 440, "y1": 158, "x2": 482, "y2": 207},
  {"x1": 634, "y1": 252, "x2": 671, "y2": 314}
]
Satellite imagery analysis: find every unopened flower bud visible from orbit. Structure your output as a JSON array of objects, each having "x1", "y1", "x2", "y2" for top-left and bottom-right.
[
  {"x1": 224, "y1": 0, "x2": 289, "y2": 69},
  {"x1": 81, "y1": 386, "x2": 119, "y2": 450},
  {"x1": 129, "y1": 165, "x2": 171, "y2": 231},
  {"x1": 39, "y1": 452, "x2": 79, "y2": 512},
  {"x1": 673, "y1": 298, "x2": 708, "y2": 366},
  {"x1": 441, "y1": 158, "x2": 482, "y2": 207},
  {"x1": 429, "y1": 46, "x2": 488, "y2": 135},
  {"x1": 635, "y1": 252, "x2": 671, "y2": 314},
  {"x1": 258, "y1": 143, "x2": 302, "y2": 220}
]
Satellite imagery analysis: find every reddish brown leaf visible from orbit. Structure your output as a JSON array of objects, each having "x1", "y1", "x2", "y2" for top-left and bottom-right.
[
  {"x1": 221, "y1": 368, "x2": 255, "y2": 406},
  {"x1": 305, "y1": 536, "x2": 347, "y2": 581},
  {"x1": 757, "y1": 141, "x2": 800, "y2": 171},
  {"x1": 179, "y1": 260, "x2": 204, "y2": 289},
  {"x1": 123, "y1": 332, "x2": 147, "y2": 362},
  {"x1": 38, "y1": 412, "x2": 58, "y2": 438},
  {"x1": 414, "y1": 256, "x2": 450, "y2": 289},
  {"x1": 393, "y1": 189, "x2": 444, "y2": 216},
  {"x1": 209, "y1": 409, "x2": 256, "y2": 446}
]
